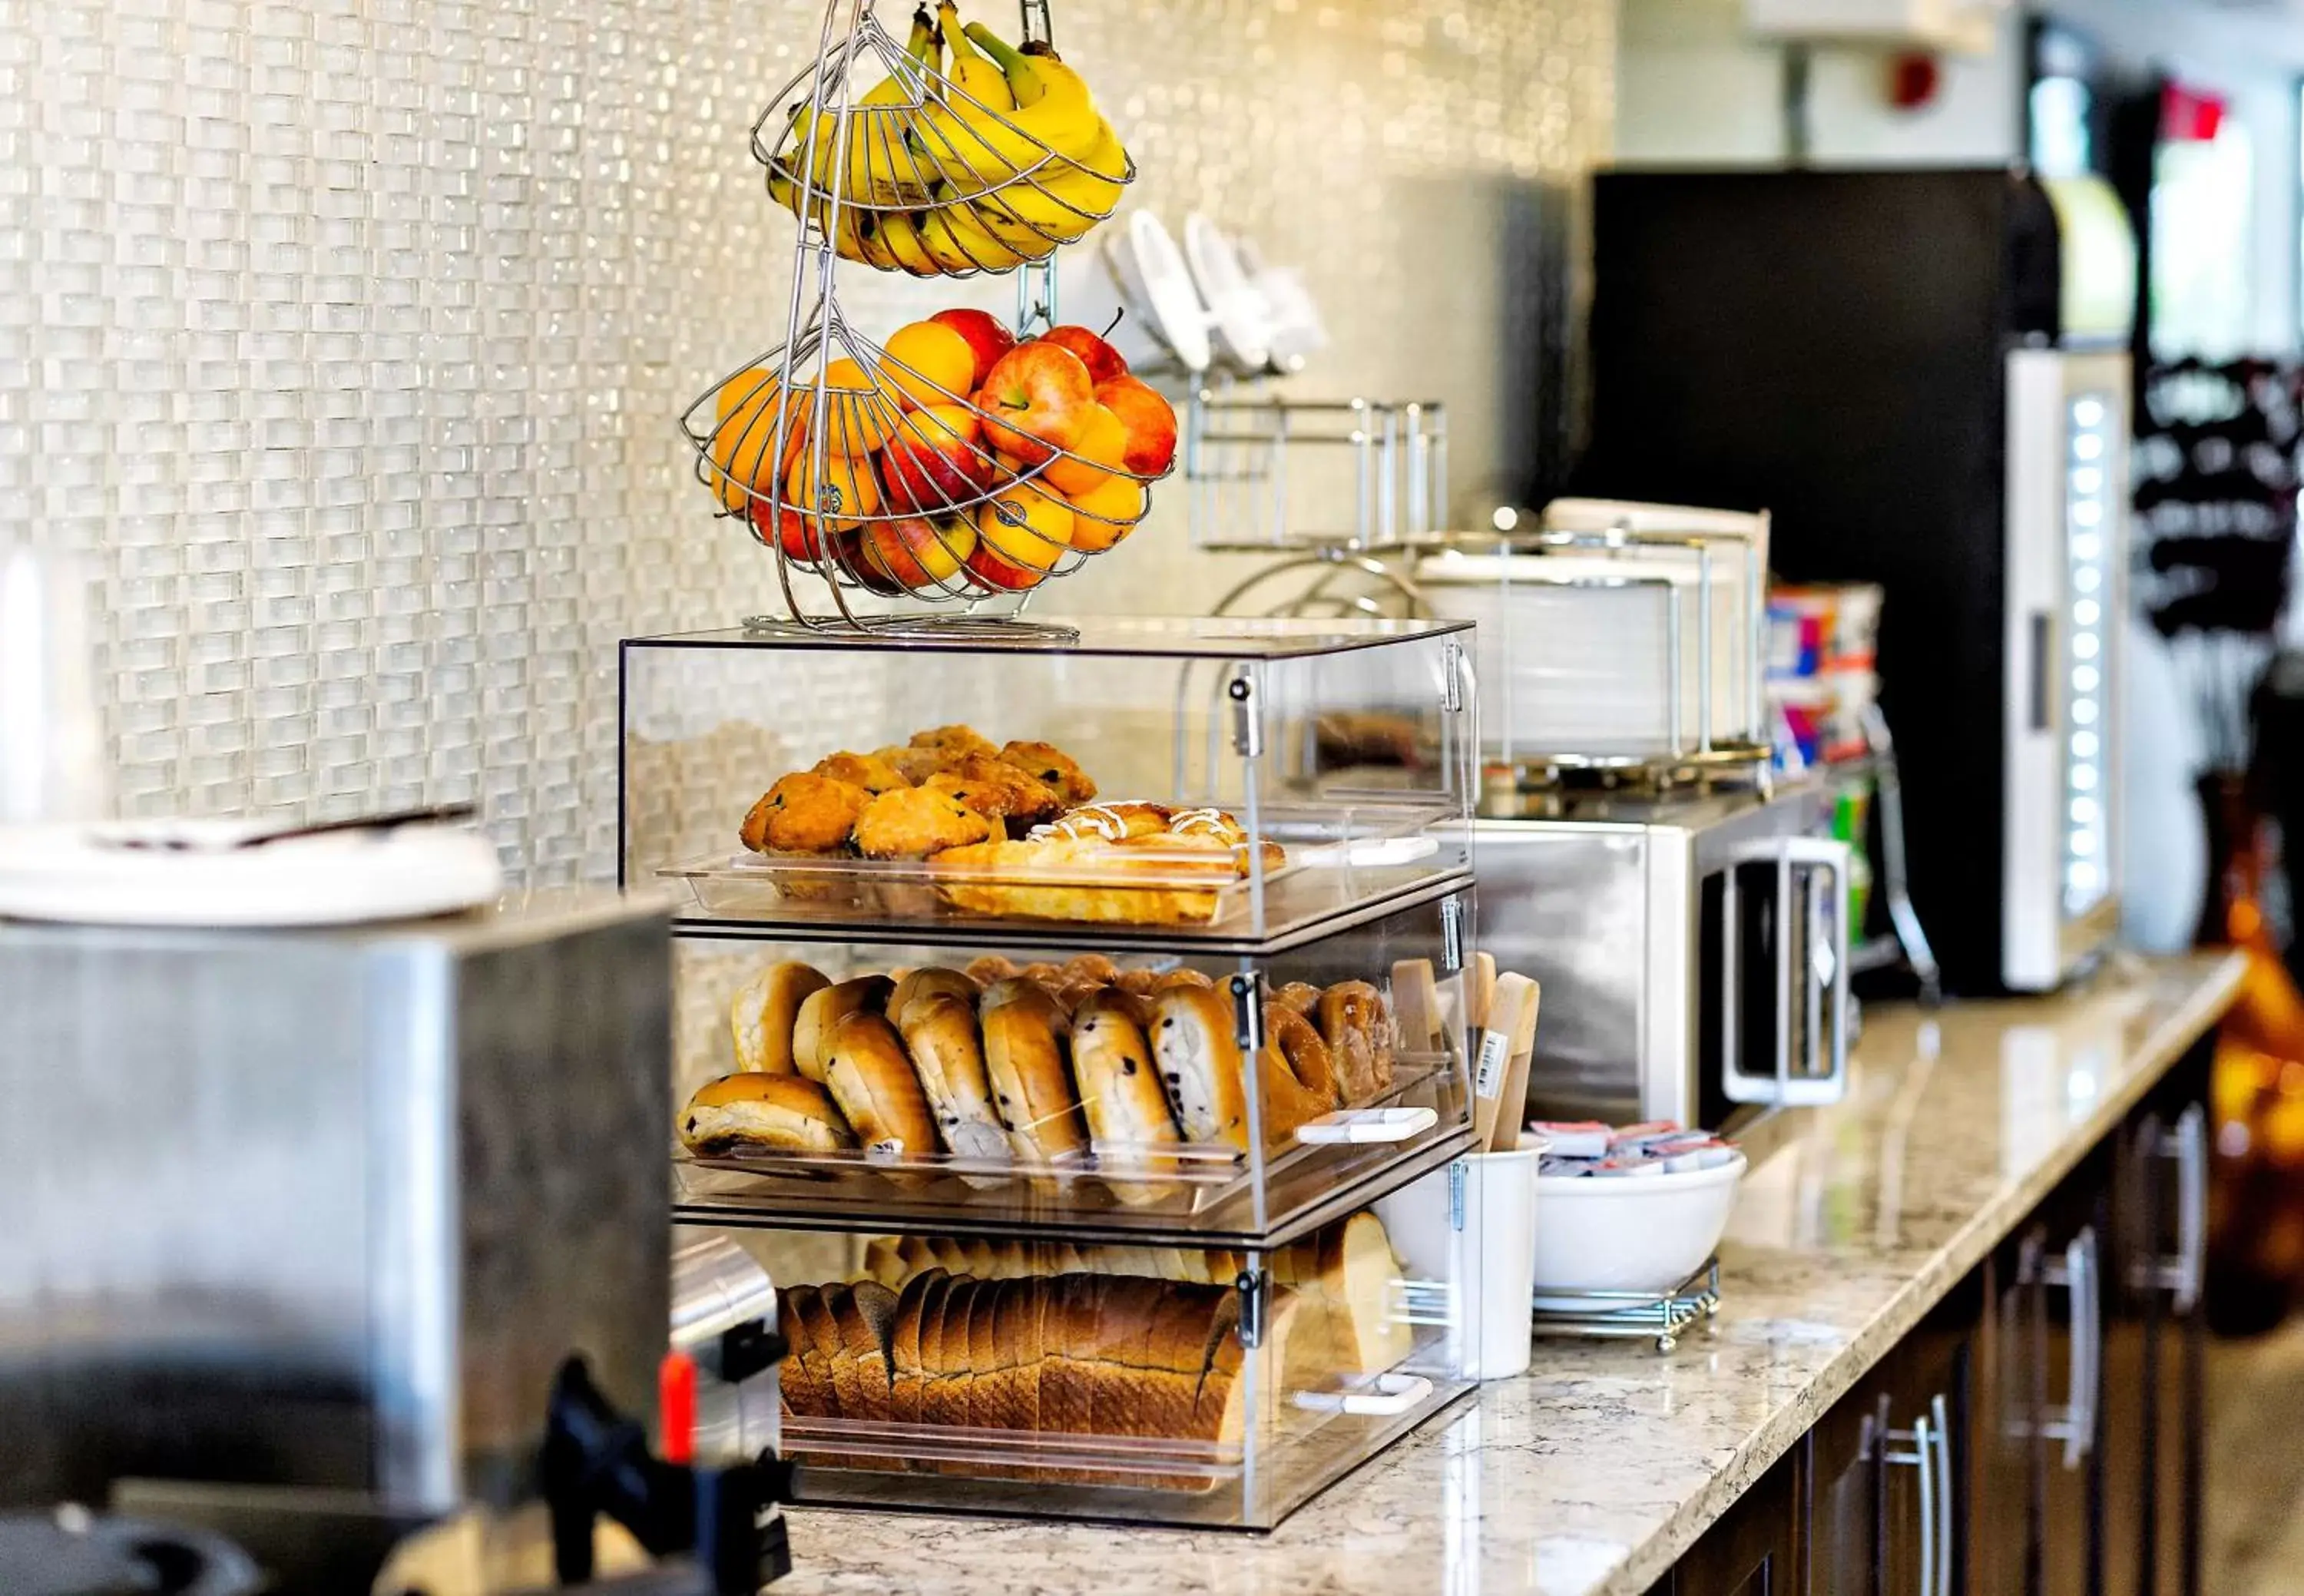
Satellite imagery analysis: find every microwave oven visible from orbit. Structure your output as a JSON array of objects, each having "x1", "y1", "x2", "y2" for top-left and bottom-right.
[{"x1": 1475, "y1": 783, "x2": 1851, "y2": 1128}]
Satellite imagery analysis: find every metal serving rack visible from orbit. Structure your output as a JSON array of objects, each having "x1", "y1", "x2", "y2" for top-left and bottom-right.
[
  {"x1": 1528, "y1": 1257, "x2": 1723, "y2": 1354},
  {"x1": 1415, "y1": 508, "x2": 1773, "y2": 796},
  {"x1": 1187, "y1": 389, "x2": 1449, "y2": 553}
]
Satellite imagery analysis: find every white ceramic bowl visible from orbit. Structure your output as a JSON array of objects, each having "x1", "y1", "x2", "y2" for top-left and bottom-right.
[{"x1": 1529, "y1": 1151, "x2": 1746, "y2": 1297}]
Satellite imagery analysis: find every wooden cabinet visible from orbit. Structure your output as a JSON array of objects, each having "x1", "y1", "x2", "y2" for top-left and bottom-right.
[
  {"x1": 1794, "y1": 1277, "x2": 1975, "y2": 1596},
  {"x1": 1666, "y1": 1046, "x2": 2212, "y2": 1596},
  {"x1": 1648, "y1": 1451, "x2": 1804, "y2": 1596}
]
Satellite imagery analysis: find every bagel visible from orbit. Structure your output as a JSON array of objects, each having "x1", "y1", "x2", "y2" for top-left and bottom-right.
[
  {"x1": 1150, "y1": 968, "x2": 1214, "y2": 994},
  {"x1": 730, "y1": 960, "x2": 830, "y2": 1074},
  {"x1": 679, "y1": 1073, "x2": 854, "y2": 1156},
  {"x1": 1071, "y1": 988, "x2": 1183, "y2": 1204},
  {"x1": 980, "y1": 978, "x2": 1089, "y2": 1167},
  {"x1": 1266, "y1": 1003, "x2": 1342, "y2": 1109},
  {"x1": 888, "y1": 965, "x2": 980, "y2": 1031},
  {"x1": 1059, "y1": 953, "x2": 1122, "y2": 987},
  {"x1": 792, "y1": 974, "x2": 895, "y2": 1080},
  {"x1": 822, "y1": 1011, "x2": 938, "y2": 1157},
  {"x1": 1270, "y1": 982, "x2": 1322, "y2": 1018},
  {"x1": 897, "y1": 993, "x2": 1011, "y2": 1168},
  {"x1": 1150, "y1": 985, "x2": 1247, "y2": 1148},
  {"x1": 1319, "y1": 979, "x2": 1394, "y2": 1102}
]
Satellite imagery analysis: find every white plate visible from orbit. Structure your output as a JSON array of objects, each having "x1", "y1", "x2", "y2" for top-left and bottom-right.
[
  {"x1": 1104, "y1": 210, "x2": 1210, "y2": 375},
  {"x1": 1182, "y1": 212, "x2": 1272, "y2": 375},
  {"x1": 0, "y1": 820, "x2": 504, "y2": 926}
]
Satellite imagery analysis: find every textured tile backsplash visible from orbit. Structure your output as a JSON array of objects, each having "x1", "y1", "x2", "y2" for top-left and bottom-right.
[{"x1": 0, "y1": 0, "x2": 1610, "y2": 879}]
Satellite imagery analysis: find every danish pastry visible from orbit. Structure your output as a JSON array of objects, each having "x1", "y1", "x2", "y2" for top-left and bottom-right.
[
  {"x1": 740, "y1": 772, "x2": 870, "y2": 855},
  {"x1": 981, "y1": 978, "x2": 1089, "y2": 1167},
  {"x1": 730, "y1": 959, "x2": 829, "y2": 1074},
  {"x1": 853, "y1": 784, "x2": 995, "y2": 860},
  {"x1": 679, "y1": 1072, "x2": 855, "y2": 1156},
  {"x1": 823, "y1": 1011, "x2": 939, "y2": 1157}
]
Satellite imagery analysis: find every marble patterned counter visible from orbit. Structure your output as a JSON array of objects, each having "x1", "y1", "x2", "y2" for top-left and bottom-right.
[{"x1": 776, "y1": 952, "x2": 2246, "y2": 1596}]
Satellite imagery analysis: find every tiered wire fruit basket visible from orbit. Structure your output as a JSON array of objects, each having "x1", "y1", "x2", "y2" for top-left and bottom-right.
[{"x1": 678, "y1": 0, "x2": 1177, "y2": 640}]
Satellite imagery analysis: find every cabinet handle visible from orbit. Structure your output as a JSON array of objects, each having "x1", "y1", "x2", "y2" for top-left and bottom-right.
[
  {"x1": 1885, "y1": 1392, "x2": 1954, "y2": 1596},
  {"x1": 2040, "y1": 1226, "x2": 2100, "y2": 1469},
  {"x1": 2136, "y1": 1107, "x2": 2207, "y2": 1312},
  {"x1": 1928, "y1": 1392, "x2": 1955, "y2": 1596}
]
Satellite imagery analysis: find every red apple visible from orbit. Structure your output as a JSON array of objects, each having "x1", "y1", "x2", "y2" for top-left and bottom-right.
[
  {"x1": 755, "y1": 498, "x2": 828, "y2": 564},
  {"x1": 882, "y1": 404, "x2": 996, "y2": 514},
  {"x1": 929, "y1": 307, "x2": 1018, "y2": 390},
  {"x1": 1038, "y1": 323, "x2": 1128, "y2": 384},
  {"x1": 830, "y1": 529, "x2": 899, "y2": 592},
  {"x1": 859, "y1": 514, "x2": 976, "y2": 593},
  {"x1": 1094, "y1": 374, "x2": 1178, "y2": 477},
  {"x1": 976, "y1": 343, "x2": 1094, "y2": 466}
]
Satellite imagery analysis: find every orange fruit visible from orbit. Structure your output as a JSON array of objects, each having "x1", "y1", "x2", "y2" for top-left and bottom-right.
[
  {"x1": 1061, "y1": 474, "x2": 1145, "y2": 551},
  {"x1": 882, "y1": 322, "x2": 978, "y2": 412},
  {"x1": 710, "y1": 369, "x2": 811, "y2": 513},
  {"x1": 814, "y1": 357, "x2": 901, "y2": 455},
  {"x1": 1044, "y1": 403, "x2": 1130, "y2": 497},
  {"x1": 782, "y1": 447, "x2": 882, "y2": 545},
  {"x1": 968, "y1": 487, "x2": 1074, "y2": 591}
]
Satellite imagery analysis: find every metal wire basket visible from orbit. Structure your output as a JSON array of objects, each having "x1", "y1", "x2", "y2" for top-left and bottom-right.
[
  {"x1": 677, "y1": 307, "x2": 1172, "y2": 634},
  {"x1": 755, "y1": 0, "x2": 1135, "y2": 277},
  {"x1": 683, "y1": 1, "x2": 1171, "y2": 637},
  {"x1": 1187, "y1": 389, "x2": 1449, "y2": 553}
]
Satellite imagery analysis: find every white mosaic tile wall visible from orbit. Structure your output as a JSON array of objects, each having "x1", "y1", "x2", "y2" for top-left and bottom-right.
[{"x1": 0, "y1": 0, "x2": 1611, "y2": 880}]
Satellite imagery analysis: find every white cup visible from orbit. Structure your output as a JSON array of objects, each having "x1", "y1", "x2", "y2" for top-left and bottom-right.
[{"x1": 1373, "y1": 1144, "x2": 1544, "y2": 1381}]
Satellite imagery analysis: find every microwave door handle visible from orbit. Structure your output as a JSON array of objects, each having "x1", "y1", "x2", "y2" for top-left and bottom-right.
[
  {"x1": 1777, "y1": 836, "x2": 1852, "y2": 1106},
  {"x1": 1720, "y1": 859, "x2": 1742, "y2": 1091}
]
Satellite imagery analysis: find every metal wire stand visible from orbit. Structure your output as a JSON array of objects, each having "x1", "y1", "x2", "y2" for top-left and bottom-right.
[{"x1": 1528, "y1": 1257, "x2": 1723, "y2": 1354}]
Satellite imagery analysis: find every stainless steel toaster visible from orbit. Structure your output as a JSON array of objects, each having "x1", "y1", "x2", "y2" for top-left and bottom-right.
[
  {"x1": 0, "y1": 890, "x2": 674, "y2": 1516},
  {"x1": 1475, "y1": 783, "x2": 1852, "y2": 1127}
]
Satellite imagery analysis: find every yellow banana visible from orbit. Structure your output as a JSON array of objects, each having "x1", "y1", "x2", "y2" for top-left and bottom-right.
[
  {"x1": 959, "y1": 23, "x2": 1111, "y2": 182},
  {"x1": 840, "y1": 8, "x2": 941, "y2": 209},
  {"x1": 875, "y1": 210, "x2": 944, "y2": 276},
  {"x1": 962, "y1": 115, "x2": 1124, "y2": 250},
  {"x1": 935, "y1": 3, "x2": 1013, "y2": 114},
  {"x1": 767, "y1": 161, "x2": 882, "y2": 266},
  {"x1": 916, "y1": 196, "x2": 1030, "y2": 273}
]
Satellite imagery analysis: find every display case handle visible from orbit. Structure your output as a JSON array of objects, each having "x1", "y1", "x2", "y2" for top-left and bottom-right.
[
  {"x1": 1293, "y1": 1372, "x2": 1434, "y2": 1417},
  {"x1": 2040, "y1": 1225, "x2": 2100, "y2": 1469},
  {"x1": 1296, "y1": 1106, "x2": 1440, "y2": 1145}
]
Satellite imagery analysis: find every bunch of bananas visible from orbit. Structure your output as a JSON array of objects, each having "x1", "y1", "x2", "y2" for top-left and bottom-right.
[{"x1": 766, "y1": 2, "x2": 1130, "y2": 276}]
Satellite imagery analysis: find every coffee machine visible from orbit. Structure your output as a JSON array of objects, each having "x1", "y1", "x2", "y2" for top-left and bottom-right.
[{"x1": 0, "y1": 886, "x2": 790, "y2": 1594}]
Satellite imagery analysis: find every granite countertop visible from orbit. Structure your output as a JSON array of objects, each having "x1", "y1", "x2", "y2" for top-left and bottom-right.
[{"x1": 779, "y1": 951, "x2": 2247, "y2": 1596}]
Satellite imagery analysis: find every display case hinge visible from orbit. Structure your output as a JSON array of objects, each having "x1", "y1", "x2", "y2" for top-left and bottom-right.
[
  {"x1": 1230, "y1": 972, "x2": 1264, "y2": 1052},
  {"x1": 1234, "y1": 1268, "x2": 1269, "y2": 1350},
  {"x1": 1442, "y1": 640, "x2": 1466, "y2": 713},
  {"x1": 1440, "y1": 894, "x2": 1465, "y2": 972},
  {"x1": 1227, "y1": 671, "x2": 1263, "y2": 757}
]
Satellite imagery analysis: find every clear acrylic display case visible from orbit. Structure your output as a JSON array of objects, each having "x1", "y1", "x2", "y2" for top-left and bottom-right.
[
  {"x1": 668, "y1": 892, "x2": 1476, "y2": 1243},
  {"x1": 684, "y1": 1204, "x2": 1473, "y2": 1531},
  {"x1": 619, "y1": 616, "x2": 1475, "y2": 952}
]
